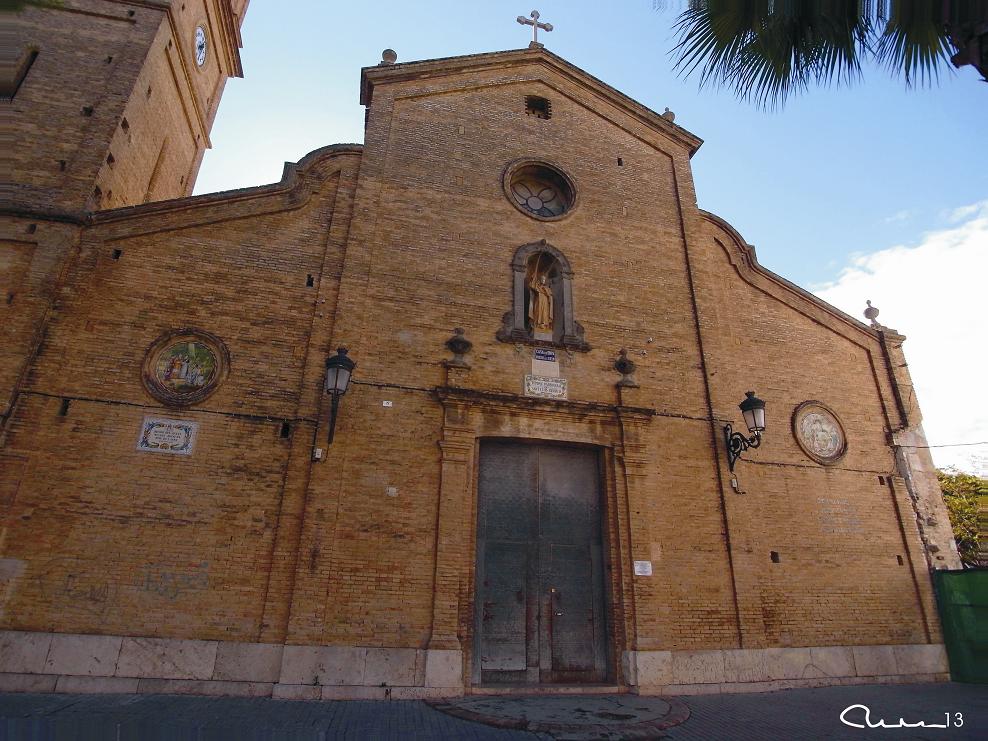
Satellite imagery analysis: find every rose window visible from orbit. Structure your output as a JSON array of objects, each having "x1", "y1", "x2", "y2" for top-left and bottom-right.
[
  {"x1": 505, "y1": 163, "x2": 575, "y2": 220},
  {"x1": 512, "y1": 178, "x2": 563, "y2": 217}
]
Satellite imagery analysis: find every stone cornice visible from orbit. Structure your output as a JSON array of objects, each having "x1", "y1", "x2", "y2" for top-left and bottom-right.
[
  {"x1": 360, "y1": 48, "x2": 703, "y2": 156},
  {"x1": 214, "y1": 0, "x2": 245, "y2": 78},
  {"x1": 699, "y1": 209, "x2": 886, "y2": 345},
  {"x1": 2, "y1": 145, "x2": 363, "y2": 237},
  {"x1": 87, "y1": 144, "x2": 362, "y2": 224},
  {"x1": 434, "y1": 385, "x2": 655, "y2": 423}
]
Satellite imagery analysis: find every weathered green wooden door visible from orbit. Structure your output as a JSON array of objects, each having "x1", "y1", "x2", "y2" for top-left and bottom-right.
[{"x1": 475, "y1": 441, "x2": 607, "y2": 684}]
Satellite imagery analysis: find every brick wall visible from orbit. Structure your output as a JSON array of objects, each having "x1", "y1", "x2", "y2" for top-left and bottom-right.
[
  {"x1": 7, "y1": 1, "x2": 242, "y2": 214},
  {"x1": 0, "y1": 46, "x2": 955, "y2": 693},
  {"x1": 1, "y1": 150, "x2": 360, "y2": 642}
]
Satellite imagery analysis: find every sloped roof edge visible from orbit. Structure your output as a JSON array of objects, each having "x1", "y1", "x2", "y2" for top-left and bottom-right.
[
  {"x1": 82, "y1": 144, "x2": 363, "y2": 225},
  {"x1": 360, "y1": 47, "x2": 703, "y2": 156},
  {"x1": 699, "y1": 209, "x2": 884, "y2": 341}
]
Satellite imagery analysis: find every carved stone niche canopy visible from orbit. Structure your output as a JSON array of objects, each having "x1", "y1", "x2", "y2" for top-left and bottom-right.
[
  {"x1": 142, "y1": 328, "x2": 230, "y2": 406},
  {"x1": 496, "y1": 240, "x2": 589, "y2": 351}
]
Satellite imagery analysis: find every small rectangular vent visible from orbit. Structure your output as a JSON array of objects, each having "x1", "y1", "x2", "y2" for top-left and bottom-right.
[{"x1": 525, "y1": 95, "x2": 551, "y2": 120}]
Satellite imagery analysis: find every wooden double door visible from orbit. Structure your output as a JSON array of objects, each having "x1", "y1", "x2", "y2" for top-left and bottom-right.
[{"x1": 474, "y1": 440, "x2": 608, "y2": 684}]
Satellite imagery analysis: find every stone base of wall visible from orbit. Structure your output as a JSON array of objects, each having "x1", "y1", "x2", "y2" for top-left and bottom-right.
[
  {"x1": 0, "y1": 631, "x2": 949, "y2": 700},
  {"x1": 622, "y1": 644, "x2": 950, "y2": 695},
  {"x1": 0, "y1": 630, "x2": 463, "y2": 700}
]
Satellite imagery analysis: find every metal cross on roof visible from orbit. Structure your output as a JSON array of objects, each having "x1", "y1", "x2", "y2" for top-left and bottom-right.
[{"x1": 517, "y1": 10, "x2": 553, "y2": 48}]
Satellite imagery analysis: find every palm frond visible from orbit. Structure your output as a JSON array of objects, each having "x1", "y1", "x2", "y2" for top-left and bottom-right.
[
  {"x1": 669, "y1": 0, "x2": 961, "y2": 109},
  {"x1": 872, "y1": 2, "x2": 955, "y2": 86}
]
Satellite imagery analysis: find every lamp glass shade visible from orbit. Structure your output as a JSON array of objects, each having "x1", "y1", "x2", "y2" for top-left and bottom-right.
[
  {"x1": 739, "y1": 391, "x2": 766, "y2": 433},
  {"x1": 326, "y1": 366, "x2": 351, "y2": 394},
  {"x1": 325, "y1": 348, "x2": 355, "y2": 395}
]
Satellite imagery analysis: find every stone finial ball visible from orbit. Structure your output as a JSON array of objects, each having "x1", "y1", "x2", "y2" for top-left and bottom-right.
[{"x1": 381, "y1": 49, "x2": 398, "y2": 65}]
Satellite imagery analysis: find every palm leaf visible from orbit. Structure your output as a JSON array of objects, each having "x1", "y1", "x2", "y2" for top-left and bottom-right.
[
  {"x1": 669, "y1": 1, "x2": 964, "y2": 109},
  {"x1": 872, "y1": 2, "x2": 956, "y2": 85}
]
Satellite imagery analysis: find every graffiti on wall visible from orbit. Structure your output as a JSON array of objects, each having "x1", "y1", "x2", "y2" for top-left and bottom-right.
[
  {"x1": 139, "y1": 561, "x2": 210, "y2": 600},
  {"x1": 36, "y1": 558, "x2": 119, "y2": 618}
]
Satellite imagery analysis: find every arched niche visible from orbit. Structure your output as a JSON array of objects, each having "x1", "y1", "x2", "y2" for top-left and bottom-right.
[{"x1": 497, "y1": 240, "x2": 589, "y2": 351}]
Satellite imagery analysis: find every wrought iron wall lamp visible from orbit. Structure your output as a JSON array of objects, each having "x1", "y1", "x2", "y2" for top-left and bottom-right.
[
  {"x1": 725, "y1": 391, "x2": 766, "y2": 471},
  {"x1": 324, "y1": 347, "x2": 355, "y2": 444}
]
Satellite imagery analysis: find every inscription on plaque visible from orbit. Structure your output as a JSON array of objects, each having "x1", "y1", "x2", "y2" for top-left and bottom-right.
[
  {"x1": 137, "y1": 416, "x2": 198, "y2": 456},
  {"x1": 524, "y1": 374, "x2": 568, "y2": 399},
  {"x1": 532, "y1": 347, "x2": 559, "y2": 377},
  {"x1": 634, "y1": 560, "x2": 653, "y2": 576}
]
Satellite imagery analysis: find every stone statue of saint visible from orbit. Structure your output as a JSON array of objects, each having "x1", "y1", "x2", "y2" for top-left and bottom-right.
[{"x1": 529, "y1": 273, "x2": 553, "y2": 332}]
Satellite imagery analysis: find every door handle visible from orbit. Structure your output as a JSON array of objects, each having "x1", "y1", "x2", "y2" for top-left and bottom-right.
[{"x1": 549, "y1": 587, "x2": 562, "y2": 616}]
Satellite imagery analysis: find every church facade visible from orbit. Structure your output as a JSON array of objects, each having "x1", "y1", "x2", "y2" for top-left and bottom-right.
[{"x1": 1, "y1": 1, "x2": 961, "y2": 699}]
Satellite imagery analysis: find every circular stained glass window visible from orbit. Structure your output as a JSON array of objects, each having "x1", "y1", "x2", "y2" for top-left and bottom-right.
[{"x1": 505, "y1": 162, "x2": 575, "y2": 220}]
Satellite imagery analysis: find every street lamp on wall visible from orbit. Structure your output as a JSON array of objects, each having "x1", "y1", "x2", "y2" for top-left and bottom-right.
[
  {"x1": 324, "y1": 347, "x2": 355, "y2": 444},
  {"x1": 724, "y1": 391, "x2": 766, "y2": 471}
]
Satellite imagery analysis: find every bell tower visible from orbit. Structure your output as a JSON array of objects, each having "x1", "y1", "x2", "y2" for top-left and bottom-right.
[
  {"x1": 1, "y1": 1, "x2": 247, "y2": 428},
  {"x1": 4, "y1": 0, "x2": 247, "y2": 215}
]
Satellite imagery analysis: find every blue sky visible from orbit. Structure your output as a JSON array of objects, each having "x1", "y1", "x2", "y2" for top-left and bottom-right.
[{"x1": 196, "y1": 1, "x2": 987, "y2": 471}]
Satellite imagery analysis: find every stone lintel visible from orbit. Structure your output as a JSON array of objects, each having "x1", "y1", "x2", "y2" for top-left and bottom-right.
[{"x1": 434, "y1": 386, "x2": 655, "y2": 422}]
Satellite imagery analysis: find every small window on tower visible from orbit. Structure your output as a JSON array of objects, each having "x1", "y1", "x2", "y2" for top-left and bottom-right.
[{"x1": 525, "y1": 96, "x2": 551, "y2": 120}]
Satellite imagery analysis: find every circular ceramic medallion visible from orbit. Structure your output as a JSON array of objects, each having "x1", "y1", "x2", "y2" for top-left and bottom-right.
[
  {"x1": 504, "y1": 161, "x2": 576, "y2": 220},
  {"x1": 792, "y1": 401, "x2": 847, "y2": 465},
  {"x1": 142, "y1": 329, "x2": 229, "y2": 406}
]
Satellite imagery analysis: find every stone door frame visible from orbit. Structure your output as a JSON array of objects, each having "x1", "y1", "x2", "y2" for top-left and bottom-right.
[{"x1": 428, "y1": 386, "x2": 654, "y2": 688}]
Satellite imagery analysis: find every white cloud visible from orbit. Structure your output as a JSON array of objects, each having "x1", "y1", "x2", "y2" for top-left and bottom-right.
[
  {"x1": 945, "y1": 203, "x2": 982, "y2": 223},
  {"x1": 813, "y1": 201, "x2": 988, "y2": 475},
  {"x1": 882, "y1": 209, "x2": 911, "y2": 224}
]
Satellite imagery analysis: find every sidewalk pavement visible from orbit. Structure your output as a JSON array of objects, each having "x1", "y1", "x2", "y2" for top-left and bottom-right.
[{"x1": 1, "y1": 681, "x2": 984, "y2": 740}]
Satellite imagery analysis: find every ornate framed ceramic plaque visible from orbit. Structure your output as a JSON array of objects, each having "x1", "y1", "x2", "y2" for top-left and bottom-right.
[
  {"x1": 524, "y1": 374, "x2": 568, "y2": 400},
  {"x1": 137, "y1": 416, "x2": 198, "y2": 456},
  {"x1": 142, "y1": 329, "x2": 229, "y2": 406},
  {"x1": 792, "y1": 401, "x2": 847, "y2": 465}
]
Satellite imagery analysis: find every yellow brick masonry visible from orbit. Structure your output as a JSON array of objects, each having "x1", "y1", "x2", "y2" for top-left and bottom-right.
[{"x1": 0, "y1": 44, "x2": 959, "y2": 697}]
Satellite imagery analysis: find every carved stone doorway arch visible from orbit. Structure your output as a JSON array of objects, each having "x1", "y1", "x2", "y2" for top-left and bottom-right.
[{"x1": 426, "y1": 386, "x2": 654, "y2": 689}]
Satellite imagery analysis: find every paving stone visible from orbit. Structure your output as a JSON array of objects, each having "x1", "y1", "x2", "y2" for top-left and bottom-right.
[
  {"x1": 0, "y1": 631, "x2": 52, "y2": 674},
  {"x1": 54, "y1": 676, "x2": 140, "y2": 694},
  {"x1": 424, "y1": 649, "x2": 462, "y2": 688},
  {"x1": 0, "y1": 681, "x2": 983, "y2": 741},
  {"x1": 212, "y1": 641, "x2": 283, "y2": 682},
  {"x1": 363, "y1": 647, "x2": 419, "y2": 686},
  {"x1": 116, "y1": 637, "x2": 218, "y2": 680},
  {"x1": 853, "y1": 645, "x2": 898, "y2": 677},
  {"x1": 44, "y1": 634, "x2": 121, "y2": 677}
]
